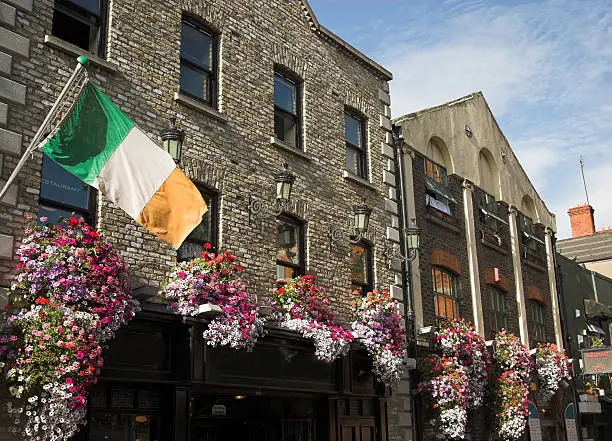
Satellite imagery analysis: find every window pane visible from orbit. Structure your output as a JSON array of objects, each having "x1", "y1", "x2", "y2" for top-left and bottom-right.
[
  {"x1": 350, "y1": 244, "x2": 368, "y2": 284},
  {"x1": 177, "y1": 242, "x2": 204, "y2": 262},
  {"x1": 52, "y1": 9, "x2": 94, "y2": 51},
  {"x1": 277, "y1": 264, "x2": 295, "y2": 283},
  {"x1": 274, "y1": 74, "x2": 296, "y2": 114},
  {"x1": 274, "y1": 111, "x2": 297, "y2": 146},
  {"x1": 277, "y1": 219, "x2": 300, "y2": 265},
  {"x1": 433, "y1": 269, "x2": 443, "y2": 294},
  {"x1": 181, "y1": 22, "x2": 212, "y2": 69},
  {"x1": 89, "y1": 413, "x2": 160, "y2": 441},
  {"x1": 346, "y1": 147, "x2": 361, "y2": 175},
  {"x1": 69, "y1": 0, "x2": 100, "y2": 14},
  {"x1": 441, "y1": 272, "x2": 451, "y2": 295},
  {"x1": 38, "y1": 203, "x2": 87, "y2": 225},
  {"x1": 345, "y1": 114, "x2": 362, "y2": 147},
  {"x1": 40, "y1": 155, "x2": 90, "y2": 209},
  {"x1": 180, "y1": 64, "x2": 209, "y2": 101},
  {"x1": 445, "y1": 297, "x2": 455, "y2": 319}
]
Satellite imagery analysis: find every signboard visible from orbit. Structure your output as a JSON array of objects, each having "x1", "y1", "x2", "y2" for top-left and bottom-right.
[
  {"x1": 527, "y1": 401, "x2": 542, "y2": 441},
  {"x1": 564, "y1": 403, "x2": 579, "y2": 441},
  {"x1": 582, "y1": 347, "x2": 612, "y2": 374},
  {"x1": 211, "y1": 404, "x2": 227, "y2": 416}
]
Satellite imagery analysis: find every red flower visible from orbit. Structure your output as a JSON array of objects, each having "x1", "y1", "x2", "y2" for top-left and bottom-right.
[
  {"x1": 89, "y1": 231, "x2": 99, "y2": 239},
  {"x1": 68, "y1": 217, "x2": 79, "y2": 227},
  {"x1": 204, "y1": 242, "x2": 212, "y2": 250},
  {"x1": 35, "y1": 297, "x2": 50, "y2": 305}
]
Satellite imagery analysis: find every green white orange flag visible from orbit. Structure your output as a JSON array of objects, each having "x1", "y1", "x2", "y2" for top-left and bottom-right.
[{"x1": 40, "y1": 81, "x2": 207, "y2": 249}]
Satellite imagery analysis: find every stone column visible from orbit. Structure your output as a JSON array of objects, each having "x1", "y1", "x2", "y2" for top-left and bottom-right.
[
  {"x1": 462, "y1": 180, "x2": 484, "y2": 336},
  {"x1": 508, "y1": 205, "x2": 530, "y2": 346},
  {"x1": 545, "y1": 227, "x2": 564, "y2": 349}
]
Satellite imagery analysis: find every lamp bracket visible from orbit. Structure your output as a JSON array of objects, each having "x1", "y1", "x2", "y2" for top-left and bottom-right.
[
  {"x1": 249, "y1": 195, "x2": 310, "y2": 222},
  {"x1": 329, "y1": 221, "x2": 379, "y2": 251}
]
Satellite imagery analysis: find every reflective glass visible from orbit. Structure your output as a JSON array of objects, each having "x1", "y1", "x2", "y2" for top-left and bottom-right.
[
  {"x1": 277, "y1": 264, "x2": 295, "y2": 283},
  {"x1": 346, "y1": 147, "x2": 361, "y2": 175},
  {"x1": 345, "y1": 114, "x2": 362, "y2": 147},
  {"x1": 70, "y1": 0, "x2": 100, "y2": 14},
  {"x1": 88, "y1": 413, "x2": 159, "y2": 441},
  {"x1": 181, "y1": 22, "x2": 212, "y2": 69},
  {"x1": 40, "y1": 155, "x2": 90, "y2": 209},
  {"x1": 350, "y1": 244, "x2": 367, "y2": 284},
  {"x1": 274, "y1": 74, "x2": 296, "y2": 114},
  {"x1": 274, "y1": 111, "x2": 297, "y2": 146},
  {"x1": 180, "y1": 64, "x2": 208, "y2": 101},
  {"x1": 178, "y1": 190, "x2": 214, "y2": 261},
  {"x1": 276, "y1": 220, "x2": 300, "y2": 265},
  {"x1": 38, "y1": 203, "x2": 85, "y2": 225}
]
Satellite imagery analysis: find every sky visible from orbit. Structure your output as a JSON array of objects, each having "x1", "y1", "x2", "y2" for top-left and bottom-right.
[{"x1": 308, "y1": 0, "x2": 612, "y2": 239}]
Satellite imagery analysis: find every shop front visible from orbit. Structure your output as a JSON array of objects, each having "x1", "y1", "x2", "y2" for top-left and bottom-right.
[{"x1": 74, "y1": 305, "x2": 387, "y2": 441}]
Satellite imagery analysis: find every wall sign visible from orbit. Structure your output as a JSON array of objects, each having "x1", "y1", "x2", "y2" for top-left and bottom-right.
[
  {"x1": 564, "y1": 403, "x2": 578, "y2": 441},
  {"x1": 582, "y1": 347, "x2": 612, "y2": 374},
  {"x1": 527, "y1": 401, "x2": 542, "y2": 441}
]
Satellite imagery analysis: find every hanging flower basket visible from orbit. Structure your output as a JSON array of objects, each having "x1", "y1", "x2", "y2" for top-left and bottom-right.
[
  {"x1": 494, "y1": 331, "x2": 532, "y2": 441},
  {"x1": 272, "y1": 275, "x2": 354, "y2": 363},
  {"x1": 535, "y1": 343, "x2": 570, "y2": 402},
  {"x1": 351, "y1": 290, "x2": 406, "y2": 385},
  {"x1": 418, "y1": 356, "x2": 468, "y2": 440},
  {"x1": 1, "y1": 216, "x2": 136, "y2": 441},
  {"x1": 435, "y1": 319, "x2": 489, "y2": 408},
  {"x1": 160, "y1": 245, "x2": 265, "y2": 351}
]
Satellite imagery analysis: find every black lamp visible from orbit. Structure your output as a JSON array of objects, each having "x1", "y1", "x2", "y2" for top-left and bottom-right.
[
  {"x1": 161, "y1": 117, "x2": 185, "y2": 162},
  {"x1": 275, "y1": 163, "x2": 295, "y2": 202},
  {"x1": 352, "y1": 200, "x2": 372, "y2": 237}
]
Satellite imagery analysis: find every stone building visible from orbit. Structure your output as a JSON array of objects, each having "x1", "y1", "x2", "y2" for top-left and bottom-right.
[
  {"x1": 0, "y1": 1, "x2": 411, "y2": 441},
  {"x1": 393, "y1": 92, "x2": 565, "y2": 441}
]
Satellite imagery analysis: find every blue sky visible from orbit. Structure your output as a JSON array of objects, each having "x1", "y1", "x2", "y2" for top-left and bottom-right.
[{"x1": 308, "y1": 0, "x2": 612, "y2": 239}]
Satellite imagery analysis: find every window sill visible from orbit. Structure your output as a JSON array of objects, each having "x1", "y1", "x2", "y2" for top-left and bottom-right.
[
  {"x1": 174, "y1": 92, "x2": 228, "y2": 123},
  {"x1": 426, "y1": 212, "x2": 461, "y2": 233},
  {"x1": 270, "y1": 137, "x2": 312, "y2": 161},
  {"x1": 481, "y1": 237, "x2": 508, "y2": 255},
  {"x1": 343, "y1": 171, "x2": 378, "y2": 192},
  {"x1": 44, "y1": 35, "x2": 118, "y2": 72},
  {"x1": 522, "y1": 258, "x2": 547, "y2": 273}
]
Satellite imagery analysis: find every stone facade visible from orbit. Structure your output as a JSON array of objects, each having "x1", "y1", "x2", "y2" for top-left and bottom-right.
[{"x1": 0, "y1": 0, "x2": 409, "y2": 440}]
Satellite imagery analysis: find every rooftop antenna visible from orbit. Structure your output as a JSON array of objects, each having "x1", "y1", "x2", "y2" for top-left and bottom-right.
[{"x1": 580, "y1": 156, "x2": 590, "y2": 206}]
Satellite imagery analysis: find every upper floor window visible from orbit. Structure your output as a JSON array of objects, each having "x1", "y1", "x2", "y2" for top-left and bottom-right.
[
  {"x1": 484, "y1": 286, "x2": 507, "y2": 339},
  {"x1": 177, "y1": 185, "x2": 218, "y2": 262},
  {"x1": 180, "y1": 19, "x2": 217, "y2": 106},
  {"x1": 432, "y1": 266, "x2": 459, "y2": 322},
  {"x1": 274, "y1": 72, "x2": 301, "y2": 149},
  {"x1": 424, "y1": 158, "x2": 455, "y2": 216},
  {"x1": 276, "y1": 216, "x2": 304, "y2": 282},
  {"x1": 52, "y1": 0, "x2": 105, "y2": 55},
  {"x1": 39, "y1": 155, "x2": 95, "y2": 224},
  {"x1": 527, "y1": 300, "x2": 546, "y2": 344},
  {"x1": 350, "y1": 242, "x2": 372, "y2": 296},
  {"x1": 345, "y1": 111, "x2": 367, "y2": 178}
]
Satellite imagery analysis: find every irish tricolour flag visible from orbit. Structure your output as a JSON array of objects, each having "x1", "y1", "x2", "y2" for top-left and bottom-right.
[{"x1": 40, "y1": 82, "x2": 207, "y2": 249}]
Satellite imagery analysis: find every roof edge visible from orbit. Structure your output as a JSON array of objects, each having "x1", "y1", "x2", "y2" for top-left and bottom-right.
[
  {"x1": 300, "y1": 1, "x2": 393, "y2": 81},
  {"x1": 392, "y1": 92, "x2": 480, "y2": 123}
]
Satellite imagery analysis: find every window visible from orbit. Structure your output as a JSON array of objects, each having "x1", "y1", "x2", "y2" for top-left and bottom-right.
[
  {"x1": 38, "y1": 155, "x2": 95, "y2": 224},
  {"x1": 527, "y1": 301, "x2": 546, "y2": 343},
  {"x1": 274, "y1": 72, "x2": 301, "y2": 149},
  {"x1": 479, "y1": 191, "x2": 501, "y2": 235},
  {"x1": 177, "y1": 186, "x2": 218, "y2": 261},
  {"x1": 485, "y1": 287, "x2": 507, "y2": 339},
  {"x1": 345, "y1": 111, "x2": 367, "y2": 178},
  {"x1": 180, "y1": 19, "x2": 217, "y2": 105},
  {"x1": 424, "y1": 158, "x2": 454, "y2": 215},
  {"x1": 276, "y1": 216, "x2": 304, "y2": 282},
  {"x1": 432, "y1": 267, "x2": 459, "y2": 321},
  {"x1": 52, "y1": 0, "x2": 105, "y2": 55},
  {"x1": 350, "y1": 242, "x2": 372, "y2": 296}
]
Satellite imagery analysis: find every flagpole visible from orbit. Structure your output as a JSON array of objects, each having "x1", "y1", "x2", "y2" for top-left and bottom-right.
[{"x1": 0, "y1": 56, "x2": 89, "y2": 202}]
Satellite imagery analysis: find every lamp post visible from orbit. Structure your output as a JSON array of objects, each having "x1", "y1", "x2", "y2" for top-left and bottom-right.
[{"x1": 161, "y1": 117, "x2": 185, "y2": 162}]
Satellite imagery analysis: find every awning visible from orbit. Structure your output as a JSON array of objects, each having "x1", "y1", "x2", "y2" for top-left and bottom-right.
[
  {"x1": 585, "y1": 299, "x2": 612, "y2": 319},
  {"x1": 425, "y1": 178, "x2": 457, "y2": 204},
  {"x1": 586, "y1": 321, "x2": 607, "y2": 335}
]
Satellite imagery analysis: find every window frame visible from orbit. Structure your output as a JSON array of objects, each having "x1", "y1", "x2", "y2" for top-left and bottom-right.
[
  {"x1": 344, "y1": 109, "x2": 367, "y2": 179},
  {"x1": 177, "y1": 184, "x2": 219, "y2": 262},
  {"x1": 38, "y1": 155, "x2": 96, "y2": 225},
  {"x1": 276, "y1": 215, "x2": 305, "y2": 282},
  {"x1": 350, "y1": 241, "x2": 373, "y2": 296},
  {"x1": 273, "y1": 70, "x2": 302, "y2": 150},
  {"x1": 179, "y1": 18, "x2": 218, "y2": 107},
  {"x1": 485, "y1": 286, "x2": 508, "y2": 339},
  {"x1": 527, "y1": 300, "x2": 546, "y2": 344},
  {"x1": 52, "y1": 0, "x2": 106, "y2": 56},
  {"x1": 424, "y1": 157, "x2": 448, "y2": 187},
  {"x1": 432, "y1": 266, "x2": 460, "y2": 322}
]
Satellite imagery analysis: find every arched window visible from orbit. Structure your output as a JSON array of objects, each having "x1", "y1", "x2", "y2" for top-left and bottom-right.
[
  {"x1": 424, "y1": 138, "x2": 456, "y2": 217},
  {"x1": 478, "y1": 148, "x2": 499, "y2": 199},
  {"x1": 432, "y1": 266, "x2": 459, "y2": 321}
]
